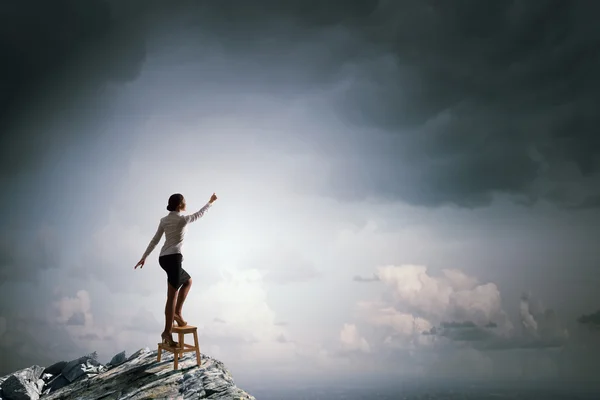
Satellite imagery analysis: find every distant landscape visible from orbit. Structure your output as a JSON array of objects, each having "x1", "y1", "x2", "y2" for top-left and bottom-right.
[{"x1": 244, "y1": 380, "x2": 600, "y2": 400}]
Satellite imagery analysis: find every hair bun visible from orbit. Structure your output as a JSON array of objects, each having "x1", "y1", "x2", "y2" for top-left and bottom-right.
[{"x1": 167, "y1": 193, "x2": 184, "y2": 212}]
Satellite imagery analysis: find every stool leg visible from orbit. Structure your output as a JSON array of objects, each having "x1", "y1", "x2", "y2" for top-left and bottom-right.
[
  {"x1": 174, "y1": 350, "x2": 179, "y2": 370},
  {"x1": 157, "y1": 345, "x2": 162, "y2": 362},
  {"x1": 178, "y1": 332, "x2": 185, "y2": 349},
  {"x1": 193, "y1": 330, "x2": 201, "y2": 366}
]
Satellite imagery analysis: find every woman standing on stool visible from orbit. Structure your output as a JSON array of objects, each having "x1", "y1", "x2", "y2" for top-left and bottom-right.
[{"x1": 135, "y1": 192, "x2": 218, "y2": 347}]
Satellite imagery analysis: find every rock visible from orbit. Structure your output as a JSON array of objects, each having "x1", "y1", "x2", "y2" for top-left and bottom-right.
[
  {"x1": 126, "y1": 347, "x2": 151, "y2": 361},
  {"x1": 107, "y1": 351, "x2": 126, "y2": 367},
  {"x1": 43, "y1": 361, "x2": 67, "y2": 377},
  {"x1": 0, "y1": 365, "x2": 44, "y2": 400},
  {"x1": 45, "y1": 375, "x2": 69, "y2": 394},
  {"x1": 41, "y1": 348, "x2": 255, "y2": 400},
  {"x1": 61, "y1": 355, "x2": 104, "y2": 383}
]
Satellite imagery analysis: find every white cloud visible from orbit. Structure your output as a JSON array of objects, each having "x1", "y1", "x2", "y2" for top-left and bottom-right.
[
  {"x1": 198, "y1": 268, "x2": 281, "y2": 340},
  {"x1": 337, "y1": 264, "x2": 571, "y2": 379},
  {"x1": 355, "y1": 301, "x2": 434, "y2": 350},
  {"x1": 441, "y1": 269, "x2": 479, "y2": 291},
  {"x1": 51, "y1": 289, "x2": 119, "y2": 347},
  {"x1": 53, "y1": 290, "x2": 93, "y2": 327},
  {"x1": 374, "y1": 265, "x2": 513, "y2": 333},
  {"x1": 339, "y1": 323, "x2": 370, "y2": 353},
  {"x1": 520, "y1": 295, "x2": 539, "y2": 334},
  {"x1": 519, "y1": 294, "x2": 569, "y2": 343},
  {"x1": 377, "y1": 265, "x2": 455, "y2": 320},
  {"x1": 450, "y1": 283, "x2": 506, "y2": 327}
]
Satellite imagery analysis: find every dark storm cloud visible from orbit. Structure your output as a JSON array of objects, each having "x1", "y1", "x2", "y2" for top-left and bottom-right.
[
  {"x1": 0, "y1": 0, "x2": 146, "y2": 180},
  {"x1": 150, "y1": 0, "x2": 600, "y2": 209},
  {"x1": 0, "y1": 314, "x2": 86, "y2": 376},
  {"x1": 441, "y1": 321, "x2": 477, "y2": 329},
  {"x1": 179, "y1": 0, "x2": 600, "y2": 209},
  {"x1": 424, "y1": 317, "x2": 567, "y2": 351},
  {"x1": 3, "y1": 1, "x2": 599, "y2": 208},
  {"x1": 578, "y1": 310, "x2": 600, "y2": 329},
  {"x1": 0, "y1": 225, "x2": 60, "y2": 283},
  {"x1": 0, "y1": 0, "x2": 146, "y2": 111},
  {"x1": 426, "y1": 321, "x2": 495, "y2": 342},
  {"x1": 315, "y1": 0, "x2": 600, "y2": 208}
]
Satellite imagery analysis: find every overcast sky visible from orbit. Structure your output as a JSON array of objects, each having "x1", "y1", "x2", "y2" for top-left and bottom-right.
[{"x1": 1, "y1": 0, "x2": 600, "y2": 390}]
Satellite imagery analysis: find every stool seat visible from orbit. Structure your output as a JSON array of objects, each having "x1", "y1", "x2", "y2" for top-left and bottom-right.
[
  {"x1": 157, "y1": 324, "x2": 201, "y2": 370},
  {"x1": 172, "y1": 325, "x2": 198, "y2": 334}
]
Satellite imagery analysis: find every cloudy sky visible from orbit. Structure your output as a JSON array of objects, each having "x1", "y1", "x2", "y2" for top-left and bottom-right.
[{"x1": 1, "y1": 0, "x2": 600, "y2": 390}]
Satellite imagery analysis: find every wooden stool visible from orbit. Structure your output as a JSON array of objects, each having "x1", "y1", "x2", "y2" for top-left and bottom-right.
[{"x1": 157, "y1": 325, "x2": 201, "y2": 370}]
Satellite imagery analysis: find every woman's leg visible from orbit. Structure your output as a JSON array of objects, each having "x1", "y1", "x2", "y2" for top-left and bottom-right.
[
  {"x1": 174, "y1": 278, "x2": 192, "y2": 322},
  {"x1": 163, "y1": 282, "x2": 179, "y2": 335}
]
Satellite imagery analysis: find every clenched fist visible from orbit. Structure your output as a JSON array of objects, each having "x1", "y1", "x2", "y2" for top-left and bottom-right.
[{"x1": 209, "y1": 193, "x2": 218, "y2": 203}]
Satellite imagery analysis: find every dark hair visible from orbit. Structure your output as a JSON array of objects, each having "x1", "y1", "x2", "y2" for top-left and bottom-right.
[{"x1": 167, "y1": 193, "x2": 184, "y2": 212}]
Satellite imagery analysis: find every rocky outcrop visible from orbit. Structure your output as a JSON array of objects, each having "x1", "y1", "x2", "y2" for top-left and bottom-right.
[
  {"x1": 0, "y1": 365, "x2": 45, "y2": 400},
  {"x1": 0, "y1": 348, "x2": 255, "y2": 400}
]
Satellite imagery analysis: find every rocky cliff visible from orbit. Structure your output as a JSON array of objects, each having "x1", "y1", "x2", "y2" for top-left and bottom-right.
[{"x1": 0, "y1": 347, "x2": 255, "y2": 400}]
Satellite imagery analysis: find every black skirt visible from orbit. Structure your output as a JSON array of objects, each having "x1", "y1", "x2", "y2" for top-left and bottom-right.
[{"x1": 158, "y1": 253, "x2": 191, "y2": 290}]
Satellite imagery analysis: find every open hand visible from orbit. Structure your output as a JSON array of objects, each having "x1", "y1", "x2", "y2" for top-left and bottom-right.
[
  {"x1": 209, "y1": 193, "x2": 218, "y2": 203},
  {"x1": 134, "y1": 259, "x2": 145, "y2": 269}
]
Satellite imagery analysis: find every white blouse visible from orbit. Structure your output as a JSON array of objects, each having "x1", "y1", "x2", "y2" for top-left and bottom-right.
[{"x1": 142, "y1": 202, "x2": 213, "y2": 260}]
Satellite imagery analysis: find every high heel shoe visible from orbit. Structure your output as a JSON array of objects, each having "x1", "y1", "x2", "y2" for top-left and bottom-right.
[
  {"x1": 174, "y1": 314, "x2": 187, "y2": 327},
  {"x1": 161, "y1": 332, "x2": 178, "y2": 347}
]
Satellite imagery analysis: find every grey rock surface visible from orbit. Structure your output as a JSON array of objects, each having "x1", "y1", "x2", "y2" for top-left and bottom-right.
[
  {"x1": 0, "y1": 365, "x2": 44, "y2": 400},
  {"x1": 107, "y1": 351, "x2": 127, "y2": 368},
  {"x1": 1, "y1": 348, "x2": 255, "y2": 400},
  {"x1": 43, "y1": 375, "x2": 69, "y2": 394},
  {"x1": 60, "y1": 354, "x2": 104, "y2": 383},
  {"x1": 41, "y1": 363, "x2": 66, "y2": 378}
]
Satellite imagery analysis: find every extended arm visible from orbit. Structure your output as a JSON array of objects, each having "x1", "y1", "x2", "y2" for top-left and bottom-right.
[
  {"x1": 141, "y1": 222, "x2": 164, "y2": 260},
  {"x1": 183, "y1": 202, "x2": 213, "y2": 224}
]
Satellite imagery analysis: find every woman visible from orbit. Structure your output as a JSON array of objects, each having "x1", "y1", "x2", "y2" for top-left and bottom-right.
[{"x1": 135, "y1": 192, "x2": 218, "y2": 347}]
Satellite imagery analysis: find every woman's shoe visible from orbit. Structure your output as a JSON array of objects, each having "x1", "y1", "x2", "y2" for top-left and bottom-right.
[
  {"x1": 161, "y1": 332, "x2": 178, "y2": 347},
  {"x1": 174, "y1": 314, "x2": 188, "y2": 327}
]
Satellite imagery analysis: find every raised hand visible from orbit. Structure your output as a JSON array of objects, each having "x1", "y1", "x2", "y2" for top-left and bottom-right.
[
  {"x1": 134, "y1": 259, "x2": 145, "y2": 269},
  {"x1": 209, "y1": 193, "x2": 218, "y2": 203}
]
